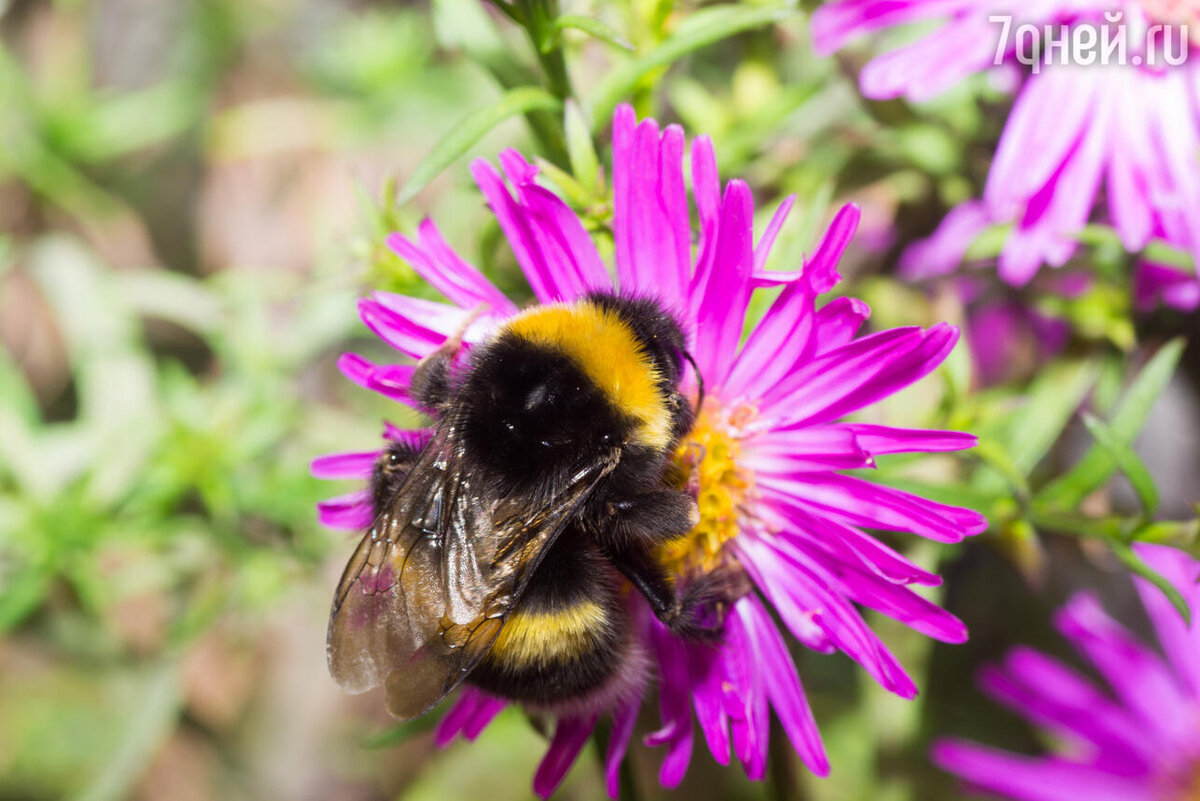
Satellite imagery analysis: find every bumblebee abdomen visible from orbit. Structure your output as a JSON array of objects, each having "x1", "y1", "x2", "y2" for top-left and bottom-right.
[
  {"x1": 468, "y1": 529, "x2": 639, "y2": 712},
  {"x1": 471, "y1": 598, "x2": 629, "y2": 709}
]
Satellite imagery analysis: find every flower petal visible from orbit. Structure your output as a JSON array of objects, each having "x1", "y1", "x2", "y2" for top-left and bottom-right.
[
  {"x1": 842, "y1": 423, "x2": 977, "y2": 455},
  {"x1": 691, "y1": 181, "x2": 756, "y2": 388},
  {"x1": 740, "y1": 594, "x2": 830, "y2": 776},
  {"x1": 316, "y1": 490, "x2": 373, "y2": 530},
  {"x1": 761, "y1": 472, "x2": 987, "y2": 543},
  {"x1": 645, "y1": 623, "x2": 695, "y2": 788},
  {"x1": 310, "y1": 450, "x2": 379, "y2": 480},
  {"x1": 434, "y1": 687, "x2": 506, "y2": 747},
  {"x1": 738, "y1": 537, "x2": 918, "y2": 698},
  {"x1": 612, "y1": 105, "x2": 691, "y2": 301},
  {"x1": 387, "y1": 220, "x2": 516, "y2": 313},
  {"x1": 533, "y1": 714, "x2": 598, "y2": 799},
  {"x1": 933, "y1": 741, "x2": 1155, "y2": 801},
  {"x1": 979, "y1": 647, "x2": 1156, "y2": 769},
  {"x1": 1056, "y1": 592, "x2": 1194, "y2": 744},
  {"x1": 1132, "y1": 543, "x2": 1200, "y2": 701},
  {"x1": 606, "y1": 696, "x2": 641, "y2": 799}
]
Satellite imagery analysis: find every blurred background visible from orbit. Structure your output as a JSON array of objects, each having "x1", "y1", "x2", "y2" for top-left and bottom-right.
[{"x1": 1, "y1": 1, "x2": 1197, "y2": 800}]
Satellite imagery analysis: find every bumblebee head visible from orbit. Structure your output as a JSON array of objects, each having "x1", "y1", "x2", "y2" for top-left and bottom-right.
[{"x1": 459, "y1": 336, "x2": 630, "y2": 489}]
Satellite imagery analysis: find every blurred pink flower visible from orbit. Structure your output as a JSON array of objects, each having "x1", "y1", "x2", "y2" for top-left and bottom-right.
[
  {"x1": 315, "y1": 106, "x2": 985, "y2": 797},
  {"x1": 816, "y1": 0, "x2": 1200, "y2": 310},
  {"x1": 935, "y1": 544, "x2": 1200, "y2": 801}
]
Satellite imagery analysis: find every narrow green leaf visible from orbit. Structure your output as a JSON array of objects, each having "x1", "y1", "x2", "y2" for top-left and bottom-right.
[
  {"x1": 396, "y1": 87, "x2": 562, "y2": 206},
  {"x1": 1111, "y1": 542, "x2": 1191, "y2": 624},
  {"x1": 1011, "y1": 360, "x2": 1097, "y2": 474},
  {"x1": 971, "y1": 438, "x2": 1031, "y2": 498},
  {"x1": 552, "y1": 14, "x2": 633, "y2": 51},
  {"x1": 564, "y1": 100, "x2": 599, "y2": 192},
  {"x1": 1029, "y1": 510, "x2": 1123, "y2": 542},
  {"x1": 1080, "y1": 413, "x2": 1159, "y2": 516},
  {"x1": 1132, "y1": 518, "x2": 1200, "y2": 546},
  {"x1": 976, "y1": 359, "x2": 1095, "y2": 497},
  {"x1": 1039, "y1": 339, "x2": 1185, "y2": 509},
  {"x1": 532, "y1": 157, "x2": 592, "y2": 208},
  {"x1": 588, "y1": 3, "x2": 795, "y2": 129}
]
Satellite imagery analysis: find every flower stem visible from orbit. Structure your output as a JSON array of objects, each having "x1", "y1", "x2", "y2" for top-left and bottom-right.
[
  {"x1": 768, "y1": 716, "x2": 808, "y2": 801},
  {"x1": 503, "y1": 0, "x2": 573, "y2": 166}
]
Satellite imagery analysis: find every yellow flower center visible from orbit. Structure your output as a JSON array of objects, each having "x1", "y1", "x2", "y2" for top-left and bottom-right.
[{"x1": 656, "y1": 403, "x2": 755, "y2": 579}]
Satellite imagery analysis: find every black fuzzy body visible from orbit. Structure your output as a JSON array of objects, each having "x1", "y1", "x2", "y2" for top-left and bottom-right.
[
  {"x1": 369, "y1": 293, "x2": 716, "y2": 711},
  {"x1": 466, "y1": 525, "x2": 637, "y2": 710}
]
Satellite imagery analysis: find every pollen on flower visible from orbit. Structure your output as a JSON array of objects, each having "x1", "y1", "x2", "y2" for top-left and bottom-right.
[{"x1": 657, "y1": 403, "x2": 756, "y2": 578}]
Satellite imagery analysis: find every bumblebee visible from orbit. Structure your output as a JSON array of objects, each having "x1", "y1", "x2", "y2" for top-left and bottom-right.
[{"x1": 327, "y1": 292, "x2": 733, "y2": 720}]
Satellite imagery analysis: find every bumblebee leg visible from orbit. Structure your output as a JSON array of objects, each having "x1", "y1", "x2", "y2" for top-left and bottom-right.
[
  {"x1": 604, "y1": 544, "x2": 727, "y2": 643},
  {"x1": 603, "y1": 489, "x2": 699, "y2": 550},
  {"x1": 370, "y1": 440, "x2": 423, "y2": 514},
  {"x1": 410, "y1": 350, "x2": 453, "y2": 410},
  {"x1": 410, "y1": 305, "x2": 485, "y2": 409}
]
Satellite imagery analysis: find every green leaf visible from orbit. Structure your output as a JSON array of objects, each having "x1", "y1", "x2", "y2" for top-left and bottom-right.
[
  {"x1": 971, "y1": 438, "x2": 1032, "y2": 498},
  {"x1": 1111, "y1": 542, "x2": 1190, "y2": 624},
  {"x1": 396, "y1": 87, "x2": 562, "y2": 206},
  {"x1": 588, "y1": 3, "x2": 796, "y2": 129},
  {"x1": 975, "y1": 359, "x2": 1096, "y2": 496},
  {"x1": 551, "y1": 14, "x2": 633, "y2": 51},
  {"x1": 1011, "y1": 360, "x2": 1097, "y2": 474},
  {"x1": 1038, "y1": 339, "x2": 1185, "y2": 509},
  {"x1": 564, "y1": 99, "x2": 599, "y2": 192},
  {"x1": 1080, "y1": 412, "x2": 1159, "y2": 516},
  {"x1": 1131, "y1": 518, "x2": 1200, "y2": 546}
]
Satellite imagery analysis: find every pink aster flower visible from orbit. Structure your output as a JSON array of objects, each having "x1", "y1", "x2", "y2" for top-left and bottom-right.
[
  {"x1": 814, "y1": 0, "x2": 1200, "y2": 310},
  {"x1": 315, "y1": 105, "x2": 986, "y2": 797},
  {"x1": 934, "y1": 544, "x2": 1200, "y2": 801}
]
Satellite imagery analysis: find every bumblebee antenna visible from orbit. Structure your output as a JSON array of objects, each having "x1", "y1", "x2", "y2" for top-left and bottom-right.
[{"x1": 680, "y1": 348, "x2": 705, "y2": 414}]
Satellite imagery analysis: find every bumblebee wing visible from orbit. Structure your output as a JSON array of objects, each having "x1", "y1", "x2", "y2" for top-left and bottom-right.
[
  {"x1": 327, "y1": 422, "x2": 617, "y2": 720},
  {"x1": 325, "y1": 426, "x2": 465, "y2": 697}
]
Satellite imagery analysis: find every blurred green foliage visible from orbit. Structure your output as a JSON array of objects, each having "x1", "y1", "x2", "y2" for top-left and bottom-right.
[{"x1": 1, "y1": 1, "x2": 1197, "y2": 800}]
